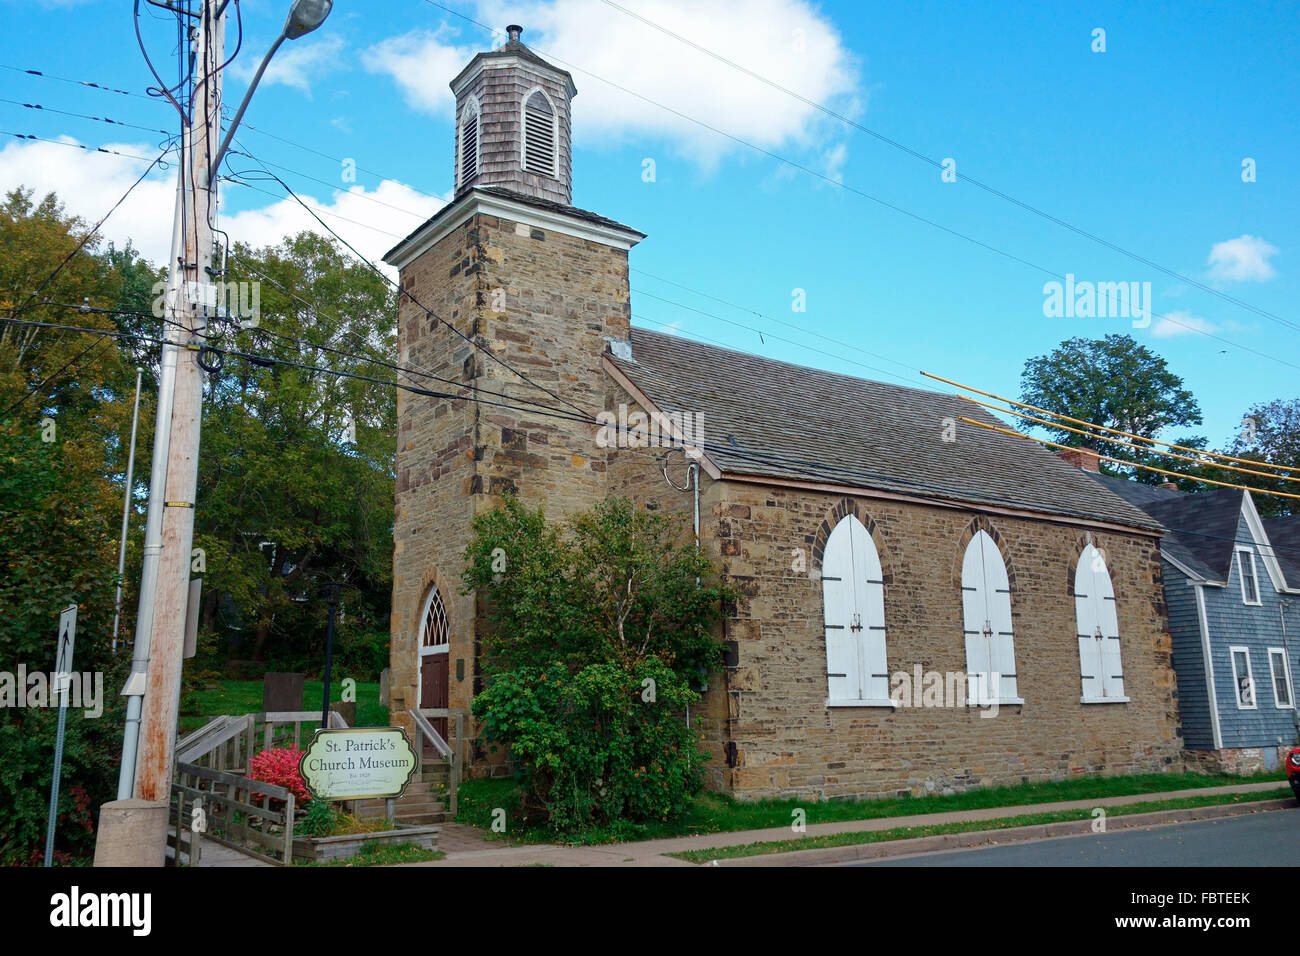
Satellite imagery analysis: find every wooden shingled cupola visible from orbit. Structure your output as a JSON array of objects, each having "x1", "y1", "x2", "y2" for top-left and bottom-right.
[{"x1": 449, "y1": 24, "x2": 577, "y2": 204}]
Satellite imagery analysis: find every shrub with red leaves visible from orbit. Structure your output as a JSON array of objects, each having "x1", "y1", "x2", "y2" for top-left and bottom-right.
[{"x1": 247, "y1": 748, "x2": 310, "y2": 803}]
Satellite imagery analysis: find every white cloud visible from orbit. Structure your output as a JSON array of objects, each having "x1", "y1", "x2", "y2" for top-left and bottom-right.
[
  {"x1": 220, "y1": 179, "x2": 447, "y2": 278},
  {"x1": 1205, "y1": 234, "x2": 1279, "y2": 283},
  {"x1": 0, "y1": 135, "x2": 445, "y2": 279},
  {"x1": 0, "y1": 135, "x2": 177, "y2": 264},
  {"x1": 1150, "y1": 310, "x2": 1217, "y2": 339},
  {"x1": 363, "y1": 0, "x2": 862, "y2": 166},
  {"x1": 231, "y1": 34, "x2": 346, "y2": 96}
]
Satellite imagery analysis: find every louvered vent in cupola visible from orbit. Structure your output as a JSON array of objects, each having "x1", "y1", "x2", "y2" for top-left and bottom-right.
[
  {"x1": 522, "y1": 89, "x2": 556, "y2": 177},
  {"x1": 458, "y1": 98, "x2": 480, "y2": 188}
]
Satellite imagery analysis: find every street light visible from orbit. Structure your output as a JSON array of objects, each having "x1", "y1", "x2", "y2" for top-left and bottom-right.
[{"x1": 210, "y1": 0, "x2": 334, "y2": 184}]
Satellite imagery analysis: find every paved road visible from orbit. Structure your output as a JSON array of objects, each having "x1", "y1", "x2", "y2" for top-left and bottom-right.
[{"x1": 860, "y1": 805, "x2": 1300, "y2": 866}]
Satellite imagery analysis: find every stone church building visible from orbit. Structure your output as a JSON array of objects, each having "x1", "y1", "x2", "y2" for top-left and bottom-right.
[{"x1": 383, "y1": 28, "x2": 1182, "y2": 799}]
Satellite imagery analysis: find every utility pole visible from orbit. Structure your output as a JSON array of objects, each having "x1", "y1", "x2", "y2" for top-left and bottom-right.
[{"x1": 132, "y1": 0, "x2": 224, "y2": 824}]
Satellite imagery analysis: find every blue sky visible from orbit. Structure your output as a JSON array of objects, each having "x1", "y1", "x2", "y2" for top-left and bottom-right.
[{"x1": 1, "y1": 0, "x2": 1296, "y2": 450}]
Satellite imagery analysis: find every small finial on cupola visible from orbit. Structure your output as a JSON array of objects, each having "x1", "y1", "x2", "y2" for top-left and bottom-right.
[{"x1": 506, "y1": 24, "x2": 523, "y2": 42}]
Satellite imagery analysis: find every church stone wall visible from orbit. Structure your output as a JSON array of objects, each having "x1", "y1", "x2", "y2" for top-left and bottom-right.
[{"x1": 710, "y1": 481, "x2": 1182, "y2": 800}]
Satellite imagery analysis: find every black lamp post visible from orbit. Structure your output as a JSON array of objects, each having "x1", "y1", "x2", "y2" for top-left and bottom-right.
[{"x1": 321, "y1": 583, "x2": 339, "y2": 729}]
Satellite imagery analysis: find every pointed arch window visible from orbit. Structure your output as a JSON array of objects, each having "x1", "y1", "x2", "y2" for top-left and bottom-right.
[
  {"x1": 521, "y1": 88, "x2": 557, "y2": 177},
  {"x1": 821, "y1": 514, "x2": 892, "y2": 706},
  {"x1": 1075, "y1": 543, "x2": 1128, "y2": 703},
  {"x1": 960, "y1": 530, "x2": 1021, "y2": 704},
  {"x1": 457, "y1": 96, "x2": 481, "y2": 189},
  {"x1": 420, "y1": 585, "x2": 449, "y2": 653}
]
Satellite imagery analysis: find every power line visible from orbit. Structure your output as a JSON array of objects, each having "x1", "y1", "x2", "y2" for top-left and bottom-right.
[
  {"x1": 597, "y1": 0, "x2": 1300, "y2": 337},
  {"x1": 5, "y1": 144, "x2": 174, "y2": 320},
  {"x1": 414, "y1": 0, "x2": 1300, "y2": 371},
  {"x1": 0, "y1": 96, "x2": 172, "y2": 137},
  {"x1": 955, "y1": 392, "x2": 1300, "y2": 484},
  {"x1": 9, "y1": 306, "x2": 1300, "y2": 557},
  {"x1": 0, "y1": 60, "x2": 449, "y2": 204},
  {"x1": 960, "y1": 416, "x2": 1300, "y2": 503},
  {"x1": 0, "y1": 128, "x2": 164, "y2": 163},
  {"x1": 923, "y1": 371, "x2": 1299, "y2": 475},
  {"x1": 227, "y1": 149, "x2": 592, "y2": 418}
]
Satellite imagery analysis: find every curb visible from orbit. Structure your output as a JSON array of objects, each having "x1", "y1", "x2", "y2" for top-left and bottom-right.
[{"x1": 706, "y1": 798, "x2": 1298, "y2": 867}]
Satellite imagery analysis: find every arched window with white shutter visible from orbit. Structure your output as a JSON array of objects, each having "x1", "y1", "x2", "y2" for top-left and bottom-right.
[
  {"x1": 1075, "y1": 543, "x2": 1127, "y2": 703},
  {"x1": 961, "y1": 529, "x2": 1021, "y2": 705},
  {"x1": 521, "y1": 87, "x2": 557, "y2": 177},
  {"x1": 457, "y1": 95, "x2": 481, "y2": 189},
  {"x1": 821, "y1": 514, "x2": 892, "y2": 706}
]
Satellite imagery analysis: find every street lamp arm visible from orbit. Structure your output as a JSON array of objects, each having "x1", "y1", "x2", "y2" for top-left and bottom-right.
[{"x1": 209, "y1": 31, "x2": 285, "y2": 186}]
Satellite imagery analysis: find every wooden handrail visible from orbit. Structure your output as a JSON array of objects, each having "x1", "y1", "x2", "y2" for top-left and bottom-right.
[{"x1": 409, "y1": 709, "x2": 453, "y2": 760}]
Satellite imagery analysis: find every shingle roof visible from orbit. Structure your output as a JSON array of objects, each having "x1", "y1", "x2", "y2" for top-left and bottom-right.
[
  {"x1": 1089, "y1": 474, "x2": 1244, "y2": 582},
  {"x1": 611, "y1": 328, "x2": 1161, "y2": 531},
  {"x1": 1263, "y1": 517, "x2": 1300, "y2": 588}
]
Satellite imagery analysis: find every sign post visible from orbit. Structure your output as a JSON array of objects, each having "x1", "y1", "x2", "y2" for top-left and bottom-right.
[{"x1": 44, "y1": 604, "x2": 77, "y2": 867}]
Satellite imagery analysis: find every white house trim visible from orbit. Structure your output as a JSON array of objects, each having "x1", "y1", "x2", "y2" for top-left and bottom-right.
[
  {"x1": 1267, "y1": 646, "x2": 1294, "y2": 709},
  {"x1": 1235, "y1": 546, "x2": 1263, "y2": 606},
  {"x1": 1194, "y1": 582, "x2": 1224, "y2": 749},
  {"x1": 1228, "y1": 644, "x2": 1258, "y2": 710},
  {"x1": 1240, "y1": 490, "x2": 1290, "y2": 593},
  {"x1": 384, "y1": 189, "x2": 645, "y2": 269}
]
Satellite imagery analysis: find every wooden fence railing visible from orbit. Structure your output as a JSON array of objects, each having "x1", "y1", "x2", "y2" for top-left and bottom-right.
[
  {"x1": 176, "y1": 710, "x2": 349, "y2": 772},
  {"x1": 170, "y1": 761, "x2": 296, "y2": 866},
  {"x1": 412, "y1": 708, "x2": 466, "y2": 818}
]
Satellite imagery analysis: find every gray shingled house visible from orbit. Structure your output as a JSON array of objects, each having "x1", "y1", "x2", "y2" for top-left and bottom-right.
[{"x1": 1088, "y1": 474, "x2": 1300, "y2": 773}]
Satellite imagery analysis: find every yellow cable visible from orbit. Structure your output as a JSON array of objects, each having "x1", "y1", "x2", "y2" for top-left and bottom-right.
[
  {"x1": 924, "y1": 370, "x2": 1296, "y2": 475},
  {"x1": 956, "y1": 417, "x2": 1300, "y2": 502},
  {"x1": 955, "y1": 394, "x2": 1300, "y2": 485}
]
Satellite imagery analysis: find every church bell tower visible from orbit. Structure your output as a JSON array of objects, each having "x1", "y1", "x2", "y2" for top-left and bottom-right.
[
  {"x1": 450, "y1": 25, "x2": 575, "y2": 204},
  {"x1": 382, "y1": 26, "x2": 644, "y2": 754}
]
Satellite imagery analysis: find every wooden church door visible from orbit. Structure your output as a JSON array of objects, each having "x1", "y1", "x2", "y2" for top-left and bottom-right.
[{"x1": 418, "y1": 585, "x2": 450, "y2": 751}]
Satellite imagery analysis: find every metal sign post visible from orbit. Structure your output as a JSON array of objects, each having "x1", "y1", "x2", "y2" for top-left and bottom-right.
[{"x1": 44, "y1": 604, "x2": 77, "y2": 867}]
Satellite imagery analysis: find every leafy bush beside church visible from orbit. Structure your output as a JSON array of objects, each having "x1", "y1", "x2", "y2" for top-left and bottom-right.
[{"x1": 462, "y1": 496, "x2": 730, "y2": 833}]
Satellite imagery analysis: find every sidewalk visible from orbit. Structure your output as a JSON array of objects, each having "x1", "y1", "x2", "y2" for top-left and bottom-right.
[{"x1": 404, "y1": 781, "x2": 1291, "y2": 867}]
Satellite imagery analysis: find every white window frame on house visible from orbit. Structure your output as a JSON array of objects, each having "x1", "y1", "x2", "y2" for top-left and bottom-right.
[
  {"x1": 820, "y1": 513, "x2": 894, "y2": 708},
  {"x1": 1236, "y1": 546, "x2": 1262, "y2": 605},
  {"x1": 1267, "y1": 647, "x2": 1294, "y2": 709},
  {"x1": 520, "y1": 86, "x2": 559, "y2": 178},
  {"x1": 960, "y1": 529, "x2": 1023, "y2": 707},
  {"x1": 1229, "y1": 645, "x2": 1257, "y2": 710},
  {"x1": 456, "y1": 95, "x2": 481, "y2": 190},
  {"x1": 1074, "y1": 543, "x2": 1129, "y2": 704}
]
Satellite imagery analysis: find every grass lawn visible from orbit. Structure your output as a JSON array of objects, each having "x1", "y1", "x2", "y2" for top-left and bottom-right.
[
  {"x1": 179, "y1": 679, "x2": 388, "y2": 733},
  {"x1": 669, "y1": 788, "x2": 1293, "y2": 863},
  {"x1": 294, "y1": 843, "x2": 445, "y2": 867},
  {"x1": 456, "y1": 769, "x2": 1288, "y2": 846}
]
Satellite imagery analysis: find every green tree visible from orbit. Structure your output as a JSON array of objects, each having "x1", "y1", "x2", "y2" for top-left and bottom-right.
[
  {"x1": 1019, "y1": 334, "x2": 1202, "y2": 483},
  {"x1": 191, "y1": 232, "x2": 397, "y2": 672},
  {"x1": 463, "y1": 496, "x2": 731, "y2": 834},
  {"x1": 0, "y1": 188, "x2": 139, "y2": 863}
]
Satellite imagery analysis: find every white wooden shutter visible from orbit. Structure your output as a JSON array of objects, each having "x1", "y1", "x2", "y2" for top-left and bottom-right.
[
  {"x1": 981, "y1": 533, "x2": 1018, "y2": 701},
  {"x1": 822, "y1": 518, "x2": 858, "y2": 701},
  {"x1": 853, "y1": 518, "x2": 890, "y2": 701},
  {"x1": 1093, "y1": 553, "x2": 1124, "y2": 699},
  {"x1": 963, "y1": 531, "x2": 1017, "y2": 703},
  {"x1": 1075, "y1": 546, "x2": 1104, "y2": 697},
  {"x1": 822, "y1": 515, "x2": 889, "y2": 702},
  {"x1": 961, "y1": 532, "x2": 993, "y2": 703},
  {"x1": 1077, "y1": 544, "x2": 1124, "y2": 699}
]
